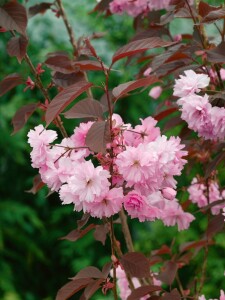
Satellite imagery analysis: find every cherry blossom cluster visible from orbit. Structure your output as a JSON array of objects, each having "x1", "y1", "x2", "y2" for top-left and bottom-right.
[
  {"x1": 199, "y1": 290, "x2": 225, "y2": 300},
  {"x1": 28, "y1": 114, "x2": 194, "y2": 230},
  {"x1": 109, "y1": 0, "x2": 193, "y2": 17},
  {"x1": 173, "y1": 70, "x2": 225, "y2": 141},
  {"x1": 188, "y1": 176, "x2": 225, "y2": 215}
]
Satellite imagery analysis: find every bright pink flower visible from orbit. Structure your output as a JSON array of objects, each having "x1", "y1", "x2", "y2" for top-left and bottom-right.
[
  {"x1": 173, "y1": 70, "x2": 210, "y2": 97},
  {"x1": 162, "y1": 187, "x2": 176, "y2": 200},
  {"x1": 149, "y1": 86, "x2": 162, "y2": 99},
  {"x1": 71, "y1": 121, "x2": 94, "y2": 156}
]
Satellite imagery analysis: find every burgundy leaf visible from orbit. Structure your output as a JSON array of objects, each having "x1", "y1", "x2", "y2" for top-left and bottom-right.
[
  {"x1": 73, "y1": 266, "x2": 105, "y2": 280},
  {"x1": 77, "y1": 213, "x2": 90, "y2": 230},
  {"x1": 207, "y1": 42, "x2": 225, "y2": 63},
  {"x1": 92, "y1": 0, "x2": 111, "y2": 13},
  {"x1": 113, "y1": 76, "x2": 159, "y2": 100},
  {"x1": 120, "y1": 252, "x2": 150, "y2": 278},
  {"x1": 154, "y1": 108, "x2": 178, "y2": 121},
  {"x1": 127, "y1": 285, "x2": 162, "y2": 300},
  {"x1": 56, "y1": 278, "x2": 93, "y2": 300},
  {"x1": 112, "y1": 37, "x2": 176, "y2": 64},
  {"x1": 151, "y1": 245, "x2": 171, "y2": 256},
  {"x1": 52, "y1": 71, "x2": 85, "y2": 88},
  {"x1": 204, "y1": 146, "x2": 225, "y2": 179},
  {"x1": 29, "y1": 2, "x2": 52, "y2": 17},
  {"x1": 161, "y1": 289, "x2": 181, "y2": 300},
  {"x1": 102, "y1": 262, "x2": 112, "y2": 278},
  {"x1": 45, "y1": 81, "x2": 93, "y2": 126},
  {"x1": 200, "y1": 199, "x2": 225, "y2": 212},
  {"x1": 73, "y1": 60, "x2": 108, "y2": 71},
  {"x1": 60, "y1": 224, "x2": 95, "y2": 242},
  {"x1": 201, "y1": 6, "x2": 225, "y2": 23},
  {"x1": 149, "y1": 297, "x2": 161, "y2": 300},
  {"x1": 179, "y1": 239, "x2": 212, "y2": 253},
  {"x1": 156, "y1": 261, "x2": 177, "y2": 285},
  {"x1": 83, "y1": 279, "x2": 104, "y2": 299},
  {"x1": 85, "y1": 120, "x2": 111, "y2": 154},
  {"x1": 64, "y1": 98, "x2": 104, "y2": 120},
  {"x1": 7, "y1": 36, "x2": 28, "y2": 63},
  {"x1": 163, "y1": 116, "x2": 183, "y2": 131},
  {"x1": 0, "y1": 73, "x2": 23, "y2": 97},
  {"x1": 11, "y1": 102, "x2": 39, "y2": 134},
  {"x1": 0, "y1": 2, "x2": 27, "y2": 35},
  {"x1": 199, "y1": 1, "x2": 221, "y2": 18},
  {"x1": 25, "y1": 174, "x2": 45, "y2": 194},
  {"x1": 207, "y1": 213, "x2": 225, "y2": 238},
  {"x1": 45, "y1": 53, "x2": 75, "y2": 74},
  {"x1": 100, "y1": 91, "x2": 112, "y2": 112},
  {"x1": 93, "y1": 224, "x2": 109, "y2": 246}
]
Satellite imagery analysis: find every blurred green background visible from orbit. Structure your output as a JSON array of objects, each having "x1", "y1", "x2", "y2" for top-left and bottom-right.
[{"x1": 0, "y1": 1, "x2": 224, "y2": 299}]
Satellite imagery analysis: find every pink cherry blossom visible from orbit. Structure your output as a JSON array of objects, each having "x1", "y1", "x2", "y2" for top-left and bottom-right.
[{"x1": 149, "y1": 86, "x2": 162, "y2": 99}]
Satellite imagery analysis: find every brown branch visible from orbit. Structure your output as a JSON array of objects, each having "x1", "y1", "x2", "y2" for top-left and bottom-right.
[{"x1": 119, "y1": 208, "x2": 134, "y2": 253}]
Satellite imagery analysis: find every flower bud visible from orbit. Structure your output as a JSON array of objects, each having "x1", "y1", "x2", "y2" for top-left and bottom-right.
[{"x1": 162, "y1": 187, "x2": 176, "y2": 201}]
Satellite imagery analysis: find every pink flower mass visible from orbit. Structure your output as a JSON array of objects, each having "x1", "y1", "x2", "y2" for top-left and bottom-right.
[{"x1": 28, "y1": 115, "x2": 193, "y2": 231}]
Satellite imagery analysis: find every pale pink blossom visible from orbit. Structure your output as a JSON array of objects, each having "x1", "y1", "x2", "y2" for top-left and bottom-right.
[
  {"x1": 149, "y1": 86, "x2": 162, "y2": 99},
  {"x1": 162, "y1": 187, "x2": 176, "y2": 200},
  {"x1": 143, "y1": 67, "x2": 152, "y2": 77}
]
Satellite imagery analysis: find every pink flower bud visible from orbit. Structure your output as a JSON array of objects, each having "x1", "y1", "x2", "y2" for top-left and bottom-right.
[
  {"x1": 144, "y1": 67, "x2": 152, "y2": 77},
  {"x1": 149, "y1": 86, "x2": 162, "y2": 99},
  {"x1": 162, "y1": 187, "x2": 176, "y2": 201}
]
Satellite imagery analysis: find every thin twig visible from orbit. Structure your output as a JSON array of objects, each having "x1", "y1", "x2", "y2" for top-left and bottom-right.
[{"x1": 119, "y1": 208, "x2": 134, "y2": 253}]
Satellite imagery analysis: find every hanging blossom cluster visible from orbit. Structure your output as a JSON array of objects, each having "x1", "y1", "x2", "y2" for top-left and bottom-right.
[
  {"x1": 188, "y1": 176, "x2": 225, "y2": 215},
  {"x1": 109, "y1": 0, "x2": 193, "y2": 17},
  {"x1": 173, "y1": 70, "x2": 225, "y2": 141},
  {"x1": 27, "y1": 114, "x2": 194, "y2": 230}
]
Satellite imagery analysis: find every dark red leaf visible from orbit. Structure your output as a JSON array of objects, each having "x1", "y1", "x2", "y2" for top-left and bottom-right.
[
  {"x1": 207, "y1": 42, "x2": 225, "y2": 63},
  {"x1": 56, "y1": 278, "x2": 93, "y2": 300},
  {"x1": 120, "y1": 252, "x2": 150, "y2": 278},
  {"x1": 77, "y1": 213, "x2": 90, "y2": 230},
  {"x1": 29, "y1": 2, "x2": 52, "y2": 17},
  {"x1": 102, "y1": 262, "x2": 112, "y2": 278},
  {"x1": 45, "y1": 81, "x2": 93, "y2": 126},
  {"x1": 93, "y1": 224, "x2": 109, "y2": 246},
  {"x1": 204, "y1": 149, "x2": 225, "y2": 179},
  {"x1": 73, "y1": 266, "x2": 105, "y2": 280},
  {"x1": 200, "y1": 199, "x2": 225, "y2": 212},
  {"x1": 64, "y1": 98, "x2": 104, "y2": 120},
  {"x1": 113, "y1": 76, "x2": 159, "y2": 101},
  {"x1": 7, "y1": 36, "x2": 28, "y2": 63},
  {"x1": 151, "y1": 245, "x2": 172, "y2": 256},
  {"x1": 201, "y1": 6, "x2": 225, "y2": 23},
  {"x1": 52, "y1": 71, "x2": 85, "y2": 88},
  {"x1": 161, "y1": 289, "x2": 181, "y2": 300},
  {"x1": 83, "y1": 279, "x2": 104, "y2": 299},
  {"x1": 25, "y1": 174, "x2": 45, "y2": 194},
  {"x1": 73, "y1": 60, "x2": 107, "y2": 71},
  {"x1": 154, "y1": 108, "x2": 178, "y2": 121},
  {"x1": 100, "y1": 91, "x2": 112, "y2": 112},
  {"x1": 60, "y1": 224, "x2": 95, "y2": 242},
  {"x1": 156, "y1": 261, "x2": 177, "y2": 285},
  {"x1": 85, "y1": 120, "x2": 111, "y2": 154},
  {"x1": 112, "y1": 37, "x2": 176, "y2": 64},
  {"x1": 199, "y1": 1, "x2": 221, "y2": 18},
  {"x1": 0, "y1": 2, "x2": 27, "y2": 35},
  {"x1": 0, "y1": 73, "x2": 23, "y2": 97},
  {"x1": 207, "y1": 214, "x2": 225, "y2": 238},
  {"x1": 179, "y1": 239, "x2": 212, "y2": 253},
  {"x1": 11, "y1": 102, "x2": 39, "y2": 134},
  {"x1": 127, "y1": 285, "x2": 162, "y2": 300},
  {"x1": 45, "y1": 53, "x2": 75, "y2": 74},
  {"x1": 149, "y1": 297, "x2": 161, "y2": 300},
  {"x1": 92, "y1": 0, "x2": 111, "y2": 13}
]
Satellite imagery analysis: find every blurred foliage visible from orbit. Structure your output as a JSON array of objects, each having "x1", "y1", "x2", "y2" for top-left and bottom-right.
[{"x1": 0, "y1": 1, "x2": 224, "y2": 300}]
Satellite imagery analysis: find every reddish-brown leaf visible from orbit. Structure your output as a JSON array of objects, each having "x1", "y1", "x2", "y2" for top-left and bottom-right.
[
  {"x1": 60, "y1": 224, "x2": 95, "y2": 242},
  {"x1": 199, "y1": 1, "x2": 221, "y2": 18},
  {"x1": 201, "y1": 6, "x2": 225, "y2": 23},
  {"x1": 56, "y1": 278, "x2": 93, "y2": 300},
  {"x1": 77, "y1": 213, "x2": 90, "y2": 230},
  {"x1": 112, "y1": 37, "x2": 176, "y2": 64},
  {"x1": 156, "y1": 261, "x2": 177, "y2": 285},
  {"x1": 64, "y1": 98, "x2": 104, "y2": 120},
  {"x1": 7, "y1": 36, "x2": 28, "y2": 63},
  {"x1": 93, "y1": 224, "x2": 109, "y2": 246},
  {"x1": 154, "y1": 107, "x2": 178, "y2": 121},
  {"x1": 52, "y1": 71, "x2": 85, "y2": 88},
  {"x1": 45, "y1": 81, "x2": 93, "y2": 126},
  {"x1": 120, "y1": 252, "x2": 150, "y2": 278},
  {"x1": 151, "y1": 245, "x2": 172, "y2": 256},
  {"x1": 92, "y1": 0, "x2": 111, "y2": 13},
  {"x1": 25, "y1": 174, "x2": 45, "y2": 194},
  {"x1": 73, "y1": 266, "x2": 105, "y2": 280},
  {"x1": 45, "y1": 53, "x2": 75, "y2": 74},
  {"x1": 0, "y1": 73, "x2": 23, "y2": 97},
  {"x1": 0, "y1": 2, "x2": 27, "y2": 35},
  {"x1": 102, "y1": 262, "x2": 112, "y2": 278},
  {"x1": 204, "y1": 148, "x2": 225, "y2": 179},
  {"x1": 29, "y1": 2, "x2": 52, "y2": 17},
  {"x1": 127, "y1": 285, "x2": 162, "y2": 300},
  {"x1": 83, "y1": 279, "x2": 104, "y2": 299},
  {"x1": 207, "y1": 42, "x2": 225, "y2": 63},
  {"x1": 207, "y1": 213, "x2": 225, "y2": 238},
  {"x1": 73, "y1": 60, "x2": 108, "y2": 71},
  {"x1": 113, "y1": 76, "x2": 159, "y2": 100},
  {"x1": 11, "y1": 102, "x2": 39, "y2": 134},
  {"x1": 85, "y1": 120, "x2": 110, "y2": 154},
  {"x1": 179, "y1": 239, "x2": 212, "y2": 253},
  {"x1": 161, "y1": 289, "x2": 181, "y2": 300}
]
